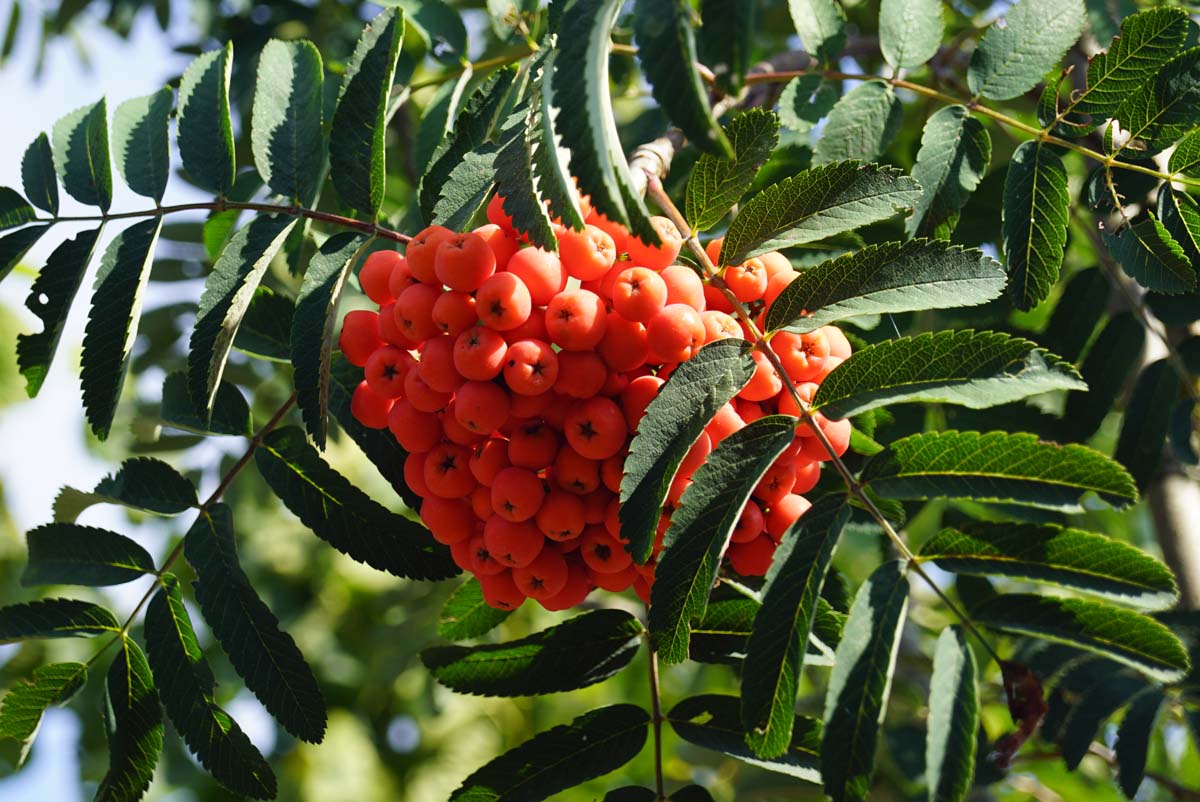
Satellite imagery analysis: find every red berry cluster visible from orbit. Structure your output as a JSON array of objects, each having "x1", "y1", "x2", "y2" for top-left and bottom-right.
[{"x1": 339, "y1": 194, "x2": 851, "y2": 612}]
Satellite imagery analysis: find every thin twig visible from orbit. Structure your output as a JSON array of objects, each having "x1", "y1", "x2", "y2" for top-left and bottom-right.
[{"x1": 646, "y1": 640, "x2": 667, "y2": 801}]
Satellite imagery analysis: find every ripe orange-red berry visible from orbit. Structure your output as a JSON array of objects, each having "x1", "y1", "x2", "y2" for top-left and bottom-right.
[{"x1": 339, "y1": 310, "x2": 383, "y2": 367}]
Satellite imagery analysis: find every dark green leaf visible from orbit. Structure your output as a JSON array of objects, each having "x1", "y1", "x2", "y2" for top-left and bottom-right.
[
  {"x1": 422, "y1": 609, "x2": 643, "y2": 696},
  {"x1": 16, "y1": 226, "x2": 103, "y2": 396},
  {"x1": 1074, "y1": 7, "x2": 1189, "y2": 119},
  {"x1": 0, "y1": 662, "x2": 87, "y2": 767},
  {"x1": 1160, "y1": 189, "x2": 1200, "y2": 268},
  {"x1": 926, "y1": 627, "x2": 977, "y2": 802},
  {"x1": 330, "y1": 8, "x2": 404, "y2": 216},
  {"x1": 449, "y1": 704, "x2": 649, "y2": 802},
  {"x1": 813, "y1": 81, "x2": 903, "y2": 166},
  {"x1": 96, "y1": 637, "x2": 162, "y2": 802},
  {"x1": 973, "y1": 594, "x2": 1190, "y2": 682},
  {"x1": 880, "y1": 0, "x2": 943, "y2": 69},
  {"x1": 160, "y1": 371, "x2": 252, "y2": 437},
  {"x1": 233, "y1": 285, "x2": 294, "y2": 362},
  {"x1": 907, "y1": 106, "x2": 991, "y2": 239},
  {"x1": 1116, "y1": 360, "x2": 1180, "y2": 491},
  {"x1": 812, "y1": 331, "x2": 1084, "y2": 419},
  {"x1": 433, "y1": 144, "x2": 499, "y2": 230},
  {"x1": 0, "y1": 187, "x2": 35, "y2": 231},
  {"x1": 919, "y1": 522, "x2": 1177, "y2": 608},
  {"x1": 778, "y1": 74, "x2": 837, "y2": 133},
  {"x1": 669, "y1": 694, "x2": 821, "y2": 781},
  {"x1": 252, "y1": 39, "x2": 325, "y2": 204},
  {"x1": 22, "y1": 524, "x2": 154, "y2": 587},
  {"x1": 438, "y1": 578, "x2": 513, "y2": 641},
  {"x1": 1060, "y1": 674, "x2": 1147, "y2": 769},
  {"x1": 1103, "y1": 214, "x2": 1196, "y2": 294},
  {"x1": 1169, "y1": 129, "x2": 1200, "y2": 177},
  {"x1": 620, "y1": 339, "x2": 754, "y2": 563},
  {"x1": 1115, "y1": 688, "x2": 1163, "y2": 798},
  {"x1": 420, "y1": 67, "x2": 515, "y2": 221},
  {"x1": 862, "y1": 430, "x2": 1139, "y2": 511},
  {"x1": 0, "y1": 224, "x2": 49, "y2": 284},
  {"x1": 0, "y1": 599, "x2": 119, "y2": 641},
  {"x1": 698, "y1": 0, "x2": 754, "y2": 93},
  {"x1": 53, "y1": 457, "x2": 198, "y2": 525},
  {"x1": 112, "y1": 88, "x2": 172, "y2": 202},
  {"x1": 183, "y1": 504, "x2": 327, "y2": 743},
  {"x1": 1063, "y1": 311, "x2": 1145, "y2": 442},
  {"x1": 395, "y1": 0, "x2": 467, "y2": 65},
  {"x1": 51, "y1": 99, "x2": 112, "y2": 211},
  {"x1": 188, "y1": 214, "x2": 296, "y2": 415},
  {"x1": 144, "y1": 575, "x2": 276, "y2": 798},
  {"x1": 1040, "y1": 268, "x2": 1109, "y2": 363},
  {"x1": 692, "y1": 591, "x2": 843, "y2": 664},
  {"x1": 292, "y1": 231, "x2": 371, "y2": 448},
  {"x1": 21, "y1": 133, "x2": 58, "y2": 215},
  {"x1": 493, "y1": 99, "x2": 559, "y2": 251},
  {"x1": 670, "y1": 785, "x2": 716, "y2": 802},
  {"x1": 177, "y1": 44, "x2": 236, "y2": 195},
  {"x1": 634, "y1": 0, "x2": 732, "y2": 158},
  {"x1": 530, "y1": 58, "x2": 586, "y2": 233},
  {"x1": 742, "y1": 497, "x2": 849, "y2": 758},
  {"x1": 685, "y1": 109, "x2": 780, "y2": 231},
  {"x1": 1003, "y1": 140, "x2": 1070, "y2": 310},
  {"x1": 788, "y1": 0, "x2": 845, "y2": 63},
  {"x1": 81, "y1": 218, "x2": 163, "y2": 439},
  {"x1": 822, "y1": 561, "x2": 909, "y2": 802},
  {"x1": 553, "y1": 0, "x2": 658, "y2": 245},
  {"x1": 721, "y1": 161, "x2": 920, "y2": 266},
  {"x1": 256, "y1": 427, "x2": 458, "y2": 579},
  {"x1": 967, "y1": 0, "x2": 1085, "y2": 101},
  {"x1": 414, "y1": 70, "x2": 471, "y2": 174},
  {"x1": 650, "y1": 416, "x2": 795, "y2": 664},
  {"x1": 1114, "y1": 47, "x2": 1200, "y2": 154},
  {"x1": 604, "y1": 788, "x2": 656, "y2": 802},
  {"x1": 765, "y1": 240, "x2": 1004, "y2": 334}
]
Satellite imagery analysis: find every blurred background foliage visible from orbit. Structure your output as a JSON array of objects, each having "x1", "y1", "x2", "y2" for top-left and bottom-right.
[{"x1": 1, "y1": 0, "x2": 1199, "y2": 800}]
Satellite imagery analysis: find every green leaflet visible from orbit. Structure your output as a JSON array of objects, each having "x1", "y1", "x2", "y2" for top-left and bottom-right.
[
  {"x1": 811, "y1": 330, "x2": 1084, "y2": 419},
  {"x1": 812, "y1": 81, "x2": 902, "y2": 166},
  {"x1": 17, "y1": 226, "x2": 104, "y2": 396},
  {"x1": 1102, "y1": 214, "x2": 1196, "y2": 294},
  {"x1": 183, "y1": 504, "x2": 327, "y2": 743},
  {"x1": 433, "y1": 144, "x2": 499, "y2": 230},
  {"x1": 1059, "y1": 674, "x2": 1148, "y2": 769},
  {"x1": 906, "y1": 105, "x2": 991, "y2": 239},
  {"x1": 160, "y1": 371, "x2": 253, "y2": 437},
  {"x1": 234, "y1": 285, "x2": 294, "y2": 362},
  {"x1": 821, "y1": 561, "x2": 910, "y2": 802},
  {"x1": 553, "y1": 0, "x2": 658, "y2": 245},
  {"x1": 21, "y1": 132, "x2": 58, "y2": 215},
  {"x1": 1160, "y1": 189, "x2": 1200, "y2": 268},
  {"x1": 919, "y1": 522, "x2": 1178, "y2": 608},
  {"x1": 421, "y1": 609, "x2": 643, "y2": 697},
  {"x1": 1039, "y1": 268, "x2": 1108, "y2": 363},
  {"x1": 698, "y1": 0, "x2": 754, "y2": 94},
  {"x1": 330, "y1": 8, "x2": 404, "y2": 216},
  {"x1": 787, "y1": 0, "x2": 845, "y2": 63},
  {"x1": 252, "y1": 39, "x2": 325, "y2": 204},
  {"x1": 741, "y1": 497, "x2": 849, "y2": 759},
  {"x1": 972, "y1": 594, "x2": 1190, "y2": 682},
  {"x1": 52, "y1": 456, "x2": 197, "y2": 524},
  {"x1": 493, "y1": 100, "x2": 559, "y2": 251},
  {"x1": 967, "y1": 0, "x2": 1085, "y2": 101},
  {"x1": 255, "y1": 427, "x2": 458, "y2": 580},
  {"x1": 1073, "y1": 8, "x2": 1189, "y2": 119},
  {"x1": 925, "y1": 627, "x2": 977, "y2": 802},
  {"x1": 1114, "y1": 47, "x2": 1200, "y2": 155},
  {"x1": 1062, "y1": 311, "x2": 1145, "y2": 442},
  {"x1": 1170, "y1": 129, "x2": 1200, "y2": 177},
  {"x1": 0, "y1": 662, "x2": 87, "y2": 767},
  {"x1": 438, "y1": 578, "x2": 513, "y2": 641},
  {"x1": 414, "y1": 67, "x2": 472, "y2": 173},
  {"x1": 1115, "y1": 688, "x2": 1164, "y2": 797},
  {"x1": 650, "y1": 416, "x2": 795, "y2": 664},
  {"x1": 719, "y1": 162, "x2": 920, "y2": 266},
  {"x1": 1116, "y1": 360, "x2": 1180, "y2": 491},
  {"x1": 0, "y1": 224, "x2": 49, "y2": 285},
  {"x1": 291, "y1": 231, "x2": 372, "y2": 447},
  {"x1": 96, "y1": 638, "x2": 162, "y2": 802},
  {"x1": 22, "y1": 523, "x2": 155, "y2": 587},
  {"x1": 633, "y1": 0, "x2": 732, "y2": 158},
  {"x1": 395, "y1": 0, "x2": 467, "y2": 66},
  {"x1": 668, "y1": 694, "x2": 822, "y2": 782},
  {"x1": 81, "y1": 218, "x2": 163, "y2": 439},
  {"x1": 177, "y1": 44, "x2": 236, "y2": 195},
  {"x1": 449, "y1": 705, "x2": 650, "y2": 802},
  {"x1": 879, "y1": 0, "x2": 943, "y2": 69},
  {"x1": 685, "y1": 110, "x2": 780, "y2": 232},
  {"x1": 144, "y1": 575, "x2": 276, "y2": 798},
  {"x1": 861, "y1": 430, "x2": 1139, "y2": 511},
  {"x1": 1003, "y1": 140, "x2": 1070, "y2": 310},
  {"x1": 51, "y1": 98, "x2": 112, "y2": 211},
  {"x1": 188, "y1": 214, "x2": 296, "y2": 416},
  {"x1": 533, "y1": 54, "x2": 587, "y2": 232},
  {"x1": 764, "y1": 240, "x2": 1004, "y2": 334},
  {"x1": 112, "y1": 88, "x2": 172, "y2": 203},
  {"x1": 0, "y1": 598, "x2": 119, "y2": 641},
  {"x1": 0, "y1": 186, "x2": 35, "y2": 231},
  {"x1": 778, "y1": 74, "x2": 838, "y2": 134},
  {"x1": 620, "y1": 339, "x2": 754, "y2": 563}
]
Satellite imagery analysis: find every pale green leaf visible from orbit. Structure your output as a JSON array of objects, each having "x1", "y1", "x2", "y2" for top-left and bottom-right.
[
  {"x1": 788, "y1": 0, "x2": 845, "y2": 63},
  {"x1": 0, "y1": 662, "x2": 87, "y2": 767},
  {"x1": 967, "y1": 0, "x2": 1085, "y2": 101},
  {"x1": 112, "y1": 88, "x2": 172, "y2": 202},
  {"x1": 880, "y1": 0, "x2": 943, "y2": 70},
  {"x1": 51, "y1": 99, "x2": 112, "y2": 211},
  {"x1": 438, "y1": 578, "x2": 513, "y2": 641},
  {"x1": 925, "y1": 627, "x2": 977, "y2": 802},
  {"x1": 813, "y1": 81, "x2": 902, "y2": 166}
]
